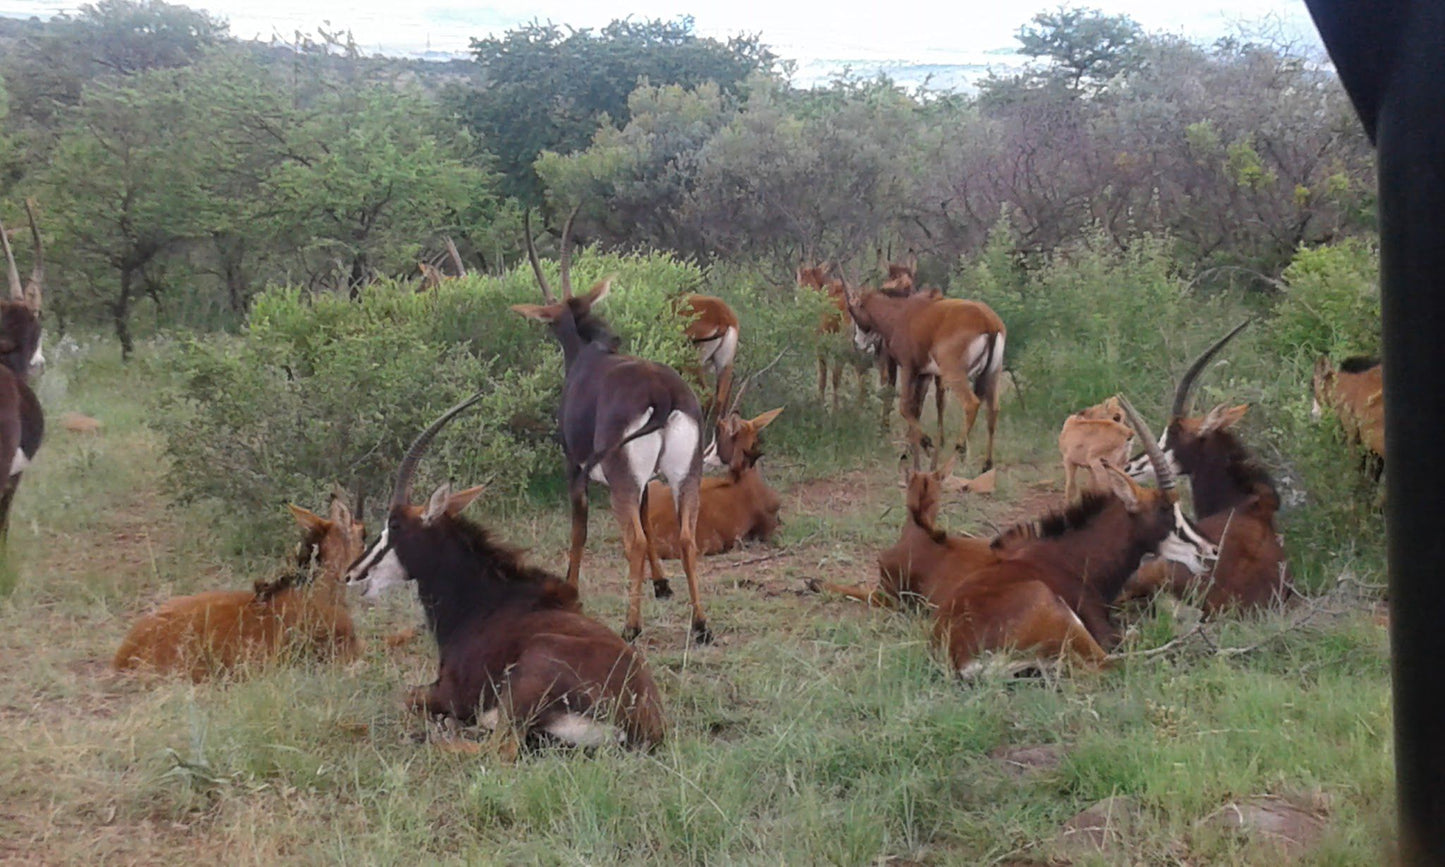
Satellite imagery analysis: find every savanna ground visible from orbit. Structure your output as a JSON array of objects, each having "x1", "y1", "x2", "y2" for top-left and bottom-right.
[{"x1": 0, "y1": 333, "x2": 1393, "y2": 866}]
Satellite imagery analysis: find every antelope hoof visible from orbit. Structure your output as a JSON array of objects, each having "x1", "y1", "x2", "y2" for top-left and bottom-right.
[
  {"x1": 622, "y1": 625, "x2": 641, "y2": 643},
  {"x1": 980, "y1": 458, "x2": 993, "y2": 472},
  {"x1": 804, "y1": 577, "x2": 822, "y2": 593},
  {"x1": 691, "y1": 620, "x2": 714, "y2": 645},
  {"x1": 652, "y1": 579, "x2": 673, "y2": 599},
  {"x1": 919, "y1": 435, "x2": 935, "y2": 452}
]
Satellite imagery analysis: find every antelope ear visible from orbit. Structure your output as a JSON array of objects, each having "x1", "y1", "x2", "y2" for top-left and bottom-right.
[
  {"x1": 423, "y1": 483, "x2": 452, "y2": 524},
  {"x1": 749, "y1": 407, "x2": 785, "y2": 432},
  {"x1": 1201, "y1": 403, "x2": 1249, "y2": 433},
  {"x1": 583, "y1": 276, "x2": 613, "y2": 306},
  {"x1": 1103, "y1": 464, "x2": 1143, "y2": 511},
  {"x1": 288, "y1": 504, "x2": 329, "y2": 534},
  {"x1": 446, "y1": 484, "x2": 486, "y2": 516},
  {"x1": 510, "y1": 303, "x2": 561, "y2": 322},
  {"x1": 328, "y1": 497, "x2": 353, "y2": 528}
]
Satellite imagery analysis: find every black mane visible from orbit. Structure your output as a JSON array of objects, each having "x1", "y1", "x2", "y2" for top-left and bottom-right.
[
  {"x1": 1339, "y1": 355, "x2": 1381, "y2": 373},
  {"x1": 251, "y1": 521, "x2": 330, "y2": 600},
  {"x1": 991, "y1": 492, "x2": 1113, "y2": 550}
]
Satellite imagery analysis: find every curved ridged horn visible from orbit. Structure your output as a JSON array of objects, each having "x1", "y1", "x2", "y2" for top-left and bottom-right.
[
  {"x1": 22, "y1": 199, "x2": 42, "y2": 311},
  {"x1": 1117, "y1": 393, "x2": 1175, "y2": 493},
  {"x1": 523, "y1": 210, "x2": 555, "y2": 304},
  {"x1": 0, "y1": 215, "x2": 21, "y2": 302},
  {"x1": 558, "y1": 203, "x2": 581, "y2": 300},
  {"x1": 391, "y1": 390, "x2": 487, "y2": 507},
  {"x1": 1170, "y1": 319, "x2": 1252, "y2": 419}
]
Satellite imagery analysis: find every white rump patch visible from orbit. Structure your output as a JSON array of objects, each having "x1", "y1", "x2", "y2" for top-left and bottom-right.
[
  {"x1": 9, "y1": 448, "x2": 29, "y2": 476},
  {"x1": 698, "y1": 326, "x2": 739, "y2": 376},
  {"x1": 591, "y1": 410, "x2": 653, "y2": 485},
  {"x1": 544, "y1": 712, "x2": 625, "y2": 747},
  {"x1": 659, "y1": 411, "x2": 700, "y2": 494}
]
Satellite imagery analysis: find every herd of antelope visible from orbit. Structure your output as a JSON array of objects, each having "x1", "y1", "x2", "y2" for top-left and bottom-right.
[{"x1": 0, "y1": 198, "x2": 1379, "y2": 750}]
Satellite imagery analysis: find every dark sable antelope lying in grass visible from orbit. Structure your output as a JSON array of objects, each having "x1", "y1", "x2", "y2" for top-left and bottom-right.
[
  {"x1": 511, "y1": 208, "x2": 710, "y2": 643},
  {"x1": 934, "y1": 396, "x2": 1217, "y2": 675},
  {"x1": 113, "y1": 497, "x2": 365, "y2": 681},
  {"x1": 1313, "y1": 354, "x2": 1385, "y2": 478},
  {"x1": 345, "y1": 394, "x2": 665, "y2": 749},
  {"x1": 811, "y1": 457, "x2": 997, "y2": 609},
  {"x1": 645, "y1": 405, "x2": 784, "y2": 561},
  {"x1": 0, "y1": 201, "x2": 46, "y2": 545},
  {"x1": 1124, "y1": 322, "x2": 1294, "y2": 614},
  {"x1": 845, "y1": 279, "x2": 1005, "y2": 473}
]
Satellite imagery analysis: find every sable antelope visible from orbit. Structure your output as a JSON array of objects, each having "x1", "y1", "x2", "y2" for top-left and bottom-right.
[
  {"x1": 845, "y1": 284, "x2": 1006, "y2": 472},
  {"x1": 797, "y1": 263, "x2": 866, "y2": 409},
  {"x1": 934, "y1": 396, "x2": 1217, "y2": 674},
  {"x1": 416, "y1": 237, "x2": 467, "y2": 292},
  {"x1": 0, "y1": 200, "x2": 46, "y2": 546},
  {"x1": 645, "y1": 406, "x2": 784, "y2": 561},
  {"x1": 812, "y1": 458, "x2": 997, "y2": 609},
  {"x1": 1124, "y1": 322, "x2": 1293, "y2": 614},
  {"x1": 344, "y1": 394, "x2": 665, "y2": 749},
  {"x1": 676, "y1": 293, "x2": 739, "y2": 415},
  {"x1": 1312, "y1": 355, "x2": 1385, "y2": 475},
  {"x1": 512, "y1": 208, "x2": 710, "y2": 643},
  {"x1": 113, "y1": 497, "x2": 364, "y2": 681},
  {"x1": 1059, "y1": 396, "x2": 1136, "y2": 503}
]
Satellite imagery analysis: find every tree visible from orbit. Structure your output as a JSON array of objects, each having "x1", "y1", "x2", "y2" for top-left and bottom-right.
[
  {"x1": 37, "y1": 69, "x2": 214, "y2": 355},
  {"x1": 262, "y1": 85, "x2": 496, "y2": 295},
  {"x1": 1016, "y1": 6, "x2": 1143, "y2": 92},
  {"x1": 452, "y1": 17, "x2": 775, "y2": 204}
]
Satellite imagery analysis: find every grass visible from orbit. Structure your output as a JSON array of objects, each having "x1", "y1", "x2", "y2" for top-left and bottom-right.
[{"x1": 0, "y1": 335, "x2": 1394, "y2": 865}]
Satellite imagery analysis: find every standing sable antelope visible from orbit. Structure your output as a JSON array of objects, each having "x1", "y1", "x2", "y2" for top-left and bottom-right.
[
  {"x1": 1059, "y1": 396, "x2": 1136, "y2": 503},
  {"x1": 934, "y1": 396, "x2": 1217, "y2": 675},
  {"x1": 645, "y1": 406, "x2": 784, "y2": 561},
  {"x1": 1124, "y1": 322, "x2": 1293, "y2": 614},
  {"x1": 512, "y1": 209, "x2": 710, "y2": 643},
  {"x1": 676, "y1": 293, "x2": 740, "y2": 416},
  {"x1": 846, "y1": 283, "x2": 1005, "y2": 472},
  {"x1": 113, "y1": 497, "x2": 365, "y2": 681},
  {"x1": 345, "y1": 394, "x2": 665, "y2": 749},
  {"x1": 811, "y1": 458, "x2": 997, "y2": 609},
  {"x1": 0, "y1": 200, "x2": 45, "y2": 545},
  {"x1": 797, "y1": 263, "x2": 868, "y2": 409},
  {"x1": 1313, "y1": 355, "x2": 1385, "y2": 476}
]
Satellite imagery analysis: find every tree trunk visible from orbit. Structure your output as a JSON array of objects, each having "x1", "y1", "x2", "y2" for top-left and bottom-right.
[{"x1": 113, "y1": 267, "x2": 135, "y2": 360}]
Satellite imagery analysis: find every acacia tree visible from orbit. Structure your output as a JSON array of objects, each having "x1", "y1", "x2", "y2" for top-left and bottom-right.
[
  {"x1": 38, "y1": 69, "x2": 213, "y2": 355},
  {"x1": 453, "y1": 17, "x2": 775, "y2": 204}
]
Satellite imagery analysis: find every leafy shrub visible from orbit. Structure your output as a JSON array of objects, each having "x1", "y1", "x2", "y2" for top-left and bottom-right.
[
  {"x1": 1266, "y1": 238, "x2": 1381, "y2": 362},
  {"x1": 154, "y1": 250, "x2": 700, "y2": 541}
]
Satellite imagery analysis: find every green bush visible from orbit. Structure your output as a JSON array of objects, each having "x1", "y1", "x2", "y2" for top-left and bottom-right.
[
  {"x1": 153, "y1": 250, "x2": 701, "y2": 541},
  {"x1": 1266, "y1": 238, "x2": 1381, "y2": 361}
]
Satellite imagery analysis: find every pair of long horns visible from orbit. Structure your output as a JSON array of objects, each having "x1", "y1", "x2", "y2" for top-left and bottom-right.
[
  {"x1": 1170, "y1": 319, "x2": 1252, "y2": 419},
  {"x1": 390, "y1": 391, "x2": 487, "y2": 507},
  {"x1": 0, "y1": 199, "x2": 42, "y2": 311},
  {"x1": 524, "y1": 204, "x2": 582, "y2": 304}
]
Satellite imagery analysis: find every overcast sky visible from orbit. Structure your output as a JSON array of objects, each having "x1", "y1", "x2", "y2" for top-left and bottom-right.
[{"x1": 2, "y1": 0, "x2": 1324, "y2": 68}]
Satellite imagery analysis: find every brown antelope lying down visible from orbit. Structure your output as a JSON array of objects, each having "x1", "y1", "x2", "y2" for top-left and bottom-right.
[
  {"x1": 936, "y1": 397, "x2": 1217, "y2": 675},
  {"x1": 1059, "y1": 396, "x2": 1135, "y2": 503},
  {"x1": 346, "y1": 394, "x2": 664, "y2": 749},
  {"x1": 113, "y1": 498, "x2": 364, "y2": 681},
  {"x1": 813, "y1": 459, "x2": 995, "y2": 609},
  {"x1": 1125, "y1": 322, "x2": 1293, "y2": 614},
  {"x1": 1313, "y1": 355, "x2": 1385, "y2": 474},
  {"x1": 645, "y1": 407, "x2": 784, "y2": 560},
  {"x1": 677, "y1": 293, "x2": 740, "y2": 414}
]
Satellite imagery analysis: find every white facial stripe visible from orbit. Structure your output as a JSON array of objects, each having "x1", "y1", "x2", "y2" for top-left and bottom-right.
[
  {"x1": 29, "y1": 337, "x2": 44, "y2": 369},
  {"x1": 359, "y1": 548, "x2": 409, "y2": 599},
  {"x1": 701, "y1": 437, "x2": 722, "y2": 470},
  {"x1": 346, "y1": 526, "x2": 394, "y2": 583},
  {"x1": 9, "y1": 448, "x2": 29, "y2": 476}
]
